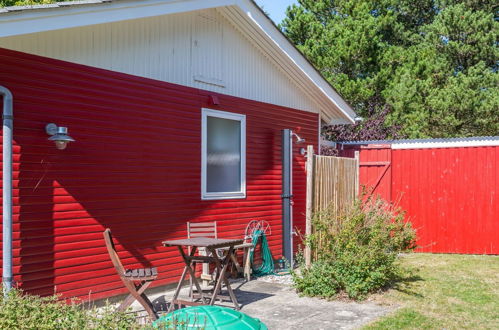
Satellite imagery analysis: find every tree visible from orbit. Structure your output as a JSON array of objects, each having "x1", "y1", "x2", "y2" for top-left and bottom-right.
[{"x1": 281, "y1": 0, "x2": 498, "y2": 139}]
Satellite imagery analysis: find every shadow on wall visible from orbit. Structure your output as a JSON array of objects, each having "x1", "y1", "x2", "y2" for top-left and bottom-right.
[
  {"x1": 15, "y1": 121, "x2": 207, "y2": 299},
  {"x1": 13, "y1": 110, "x2": 288, "y2": 301}
]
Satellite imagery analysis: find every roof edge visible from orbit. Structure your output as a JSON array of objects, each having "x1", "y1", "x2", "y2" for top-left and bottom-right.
[{"x1": 339, "y1": 136, "x2": 499, "y2": 149}]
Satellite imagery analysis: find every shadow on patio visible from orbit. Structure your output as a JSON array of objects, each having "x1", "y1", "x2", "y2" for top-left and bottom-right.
[{"x1": 127, "y1": 279, "x2": 391, "y2": 330}]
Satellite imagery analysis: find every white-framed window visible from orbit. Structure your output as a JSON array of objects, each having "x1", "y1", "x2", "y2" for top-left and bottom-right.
[{"x1": 201, "y1": 108, "x2": 246, "y2": 200}]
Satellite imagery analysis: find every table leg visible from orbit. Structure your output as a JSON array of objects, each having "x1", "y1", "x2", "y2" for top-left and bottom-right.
[
  {"x1": 168, "y1": 246, "x2": 205, "y2": 313},
  {"x1": 211, "y1": 254, "x2": 222, "y2": 299},
  {"x1": 222, "y1": 246, "x2": 240, "y2": 309},
  {"x1": 208, "y1": 246, "x2": 239, "y2": 309},
  {"x1": 179, "y1": 246, "x2": 207, "y2": 303},
  {"x1": 208, "y1": 247, "x2": 225, "y2": 305},
  {"x1": 168, "y1": 267, "x2": 188, "y2": 312},
  {"x1": 222, "y1": 271, "x2": 240, "y2": 310}
]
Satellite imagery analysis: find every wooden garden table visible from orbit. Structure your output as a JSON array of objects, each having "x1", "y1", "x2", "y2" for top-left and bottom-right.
[{"x1": 162, "y1": 237, "x2": 244, "y2": 312}]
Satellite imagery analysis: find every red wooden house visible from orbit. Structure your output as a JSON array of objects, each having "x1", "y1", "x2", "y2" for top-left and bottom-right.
[{"x1": 0, "y1": 0, "x2": 356, "y2": 300}]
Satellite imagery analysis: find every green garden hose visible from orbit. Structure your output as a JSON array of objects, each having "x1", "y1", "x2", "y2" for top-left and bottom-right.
[{"x1": 249, "y1": 229, "x2": 275, "y2": 276}]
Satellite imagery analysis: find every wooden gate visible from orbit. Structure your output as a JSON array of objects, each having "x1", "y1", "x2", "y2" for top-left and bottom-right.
[{"x1": 339, "y1": 144, "x2": 392, "y2": 200}]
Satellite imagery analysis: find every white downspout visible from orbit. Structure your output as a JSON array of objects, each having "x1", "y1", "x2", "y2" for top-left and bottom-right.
[{"x1": 1, "y1": 85, "x2": 13, "y2": 296}]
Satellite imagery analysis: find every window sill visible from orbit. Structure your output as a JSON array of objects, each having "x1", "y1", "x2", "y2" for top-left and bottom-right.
[{"x1": 201, "y1": 192, "x2": 246, "y2": 200}]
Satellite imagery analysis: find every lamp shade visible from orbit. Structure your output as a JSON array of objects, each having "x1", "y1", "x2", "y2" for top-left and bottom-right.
[
  {"x1": 47, "y1": 126, "x2": 75, "y2": 142},
  {"x1": 46, "y1": 125, "x2": 75, "y2": 150}
]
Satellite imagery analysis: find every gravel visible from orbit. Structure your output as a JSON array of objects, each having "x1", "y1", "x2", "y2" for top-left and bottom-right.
[{"x1": 255, "y1": 274, "x2": 294, "y2": 286}]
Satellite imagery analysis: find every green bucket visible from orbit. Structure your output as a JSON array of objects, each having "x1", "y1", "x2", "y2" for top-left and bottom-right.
[{"x1": 153, "y1": 306, "x2": 268, "y2": 330}]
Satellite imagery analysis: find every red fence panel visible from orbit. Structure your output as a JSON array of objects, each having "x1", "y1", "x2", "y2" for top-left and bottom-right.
[
  {"x1": 340, "y1": 140, "x2": 498, "y2": 255},
  {"x1": 392, "y1": 146, "x2": 498, "y2": 254}
]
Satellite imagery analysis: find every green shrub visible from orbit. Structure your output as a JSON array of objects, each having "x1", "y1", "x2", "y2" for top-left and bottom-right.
[
  {"x1": 0, "y1": 289, "x2": 137, "y2": 329},
  {"x1": 293, "y1": 261, "x2": 341, "y2": 298},
  {"x1": 293, "y1": 197, "x2": 416, "y2": 300}
]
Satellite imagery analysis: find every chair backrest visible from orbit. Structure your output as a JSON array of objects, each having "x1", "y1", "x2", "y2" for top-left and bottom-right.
[
  {"x1": 187, "y1": 221, "x2": 217, "y2": 239},
  {"x1": 103, "y1": 228, "x2": 126, "y2": 277}
]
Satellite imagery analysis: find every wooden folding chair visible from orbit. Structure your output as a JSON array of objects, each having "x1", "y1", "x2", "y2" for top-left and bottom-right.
[
  {"x1": 103, "y1": 229, "x2": 158, "y2": 320},
  {"x1": 186, "y1": 222, "x2": 219, "y2": 292},
  {"x1": 187, "y1": 222, "x2": 252, "y2": 283}
]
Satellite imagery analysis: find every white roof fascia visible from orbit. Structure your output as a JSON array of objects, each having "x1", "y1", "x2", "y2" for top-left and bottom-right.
[
  {"x1": 236, "y1": 0, "x2": 356, "y2": 124},
  {"x1": 0, "y1": 0, "x2": 234, "y2": 38}
]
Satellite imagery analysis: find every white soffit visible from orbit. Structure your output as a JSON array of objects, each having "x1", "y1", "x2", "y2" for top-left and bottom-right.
[{"x1": 0, "y1": 0, "x2": 356, "y2": 123}]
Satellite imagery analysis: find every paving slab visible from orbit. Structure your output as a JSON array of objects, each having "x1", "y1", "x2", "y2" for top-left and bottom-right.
[
  {"x1": 131, "y1": 279, "x2": 391, "y2": 329},
  {"x1": 234, "y1": 280, "x2": 391, "y2": 329}
]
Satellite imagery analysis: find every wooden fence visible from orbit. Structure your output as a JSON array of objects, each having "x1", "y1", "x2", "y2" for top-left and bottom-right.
[
  {"x1": 304, "y1": 146, "x2": 359, "y2": 266},
  {"x1": 312, "y1": 155, "x2": 359, "y2": 213}
]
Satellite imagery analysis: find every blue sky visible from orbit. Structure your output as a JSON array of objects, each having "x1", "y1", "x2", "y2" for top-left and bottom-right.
[{"x1": 254, "y1": 0, "x2": 298, "y2": 24}]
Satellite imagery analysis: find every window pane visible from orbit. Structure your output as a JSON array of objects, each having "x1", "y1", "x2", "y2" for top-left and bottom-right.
[{"x1": 206, "y1": 116, "x2": 241, "y2": 193}]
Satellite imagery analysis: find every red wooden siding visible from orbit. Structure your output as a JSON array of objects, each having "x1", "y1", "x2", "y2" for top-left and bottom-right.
[
  {"x1": 0, "y1": 48, "x2": 318, "y2": 300},
  {"x1": 340, "y1": 144, "x2": 498, "y2": 255}
]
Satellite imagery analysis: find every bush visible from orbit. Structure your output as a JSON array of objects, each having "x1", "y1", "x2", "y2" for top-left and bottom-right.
[
  {"x1": 0, "y1": 289, "x2": 138, "y2": 329},
  {"x1": 293, "y1": 197, "x2": 416, "y2": 300}
]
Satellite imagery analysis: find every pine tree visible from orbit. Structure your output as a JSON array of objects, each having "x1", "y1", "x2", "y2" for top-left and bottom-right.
[{"x1": 281, "y1": 0, "x2": 498, "y2": 139}]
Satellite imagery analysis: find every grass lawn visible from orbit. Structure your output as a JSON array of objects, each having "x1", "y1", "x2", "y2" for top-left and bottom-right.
[{"x1": 365, "y1": 253, "x2": 499, "y2": 330}]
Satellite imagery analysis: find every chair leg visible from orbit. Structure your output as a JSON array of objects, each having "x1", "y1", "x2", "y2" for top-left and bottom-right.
[
  {"x1": 118, "y1": 293, "x2": 135, "y2": 312},
  {"x1": 117, "y1": 280, "x2": 149, "y2": 311},
  {"x1": 200, "y1": 247, "x2": 210, "y2": 287},
  {"x1": 189, "y1": 263, "x2": 194, "y2": 300},
  {"x1": 138, "y1": 292, "x2": 157, "y2": 320},
  {"x1": 118, "y1": 279, "x2": 157, "y2": 321}
]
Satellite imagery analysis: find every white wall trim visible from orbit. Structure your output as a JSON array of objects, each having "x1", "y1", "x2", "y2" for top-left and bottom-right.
[{"x1": 201, "y1": 108, "x2": 246, "y2": 200}]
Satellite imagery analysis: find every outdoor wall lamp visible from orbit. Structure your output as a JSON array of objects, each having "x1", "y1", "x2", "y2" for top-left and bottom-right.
[{"x1": 46, "y1": 123, "x2": 75, "y2": 150}]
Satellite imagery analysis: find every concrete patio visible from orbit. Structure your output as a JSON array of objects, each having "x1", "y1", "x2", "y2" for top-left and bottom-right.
[{"x1": 131, "y1": 277, "x2": 392, "y2": 329}]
